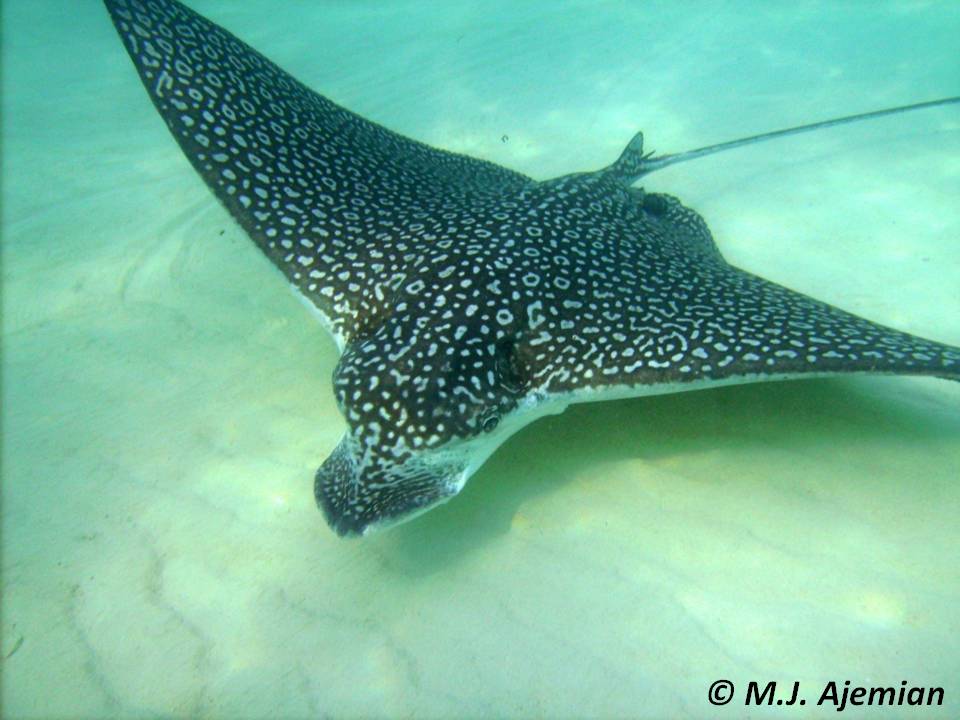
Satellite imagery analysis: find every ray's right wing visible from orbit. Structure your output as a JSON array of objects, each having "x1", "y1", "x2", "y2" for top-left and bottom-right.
[{"x1": 104, "y1": 0, "x2": 533, "y2": 344}]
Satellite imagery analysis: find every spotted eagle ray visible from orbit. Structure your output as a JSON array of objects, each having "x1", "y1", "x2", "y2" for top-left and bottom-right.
[{"x1": 104, "y1": 0, "x2": 960, "y2": 537}]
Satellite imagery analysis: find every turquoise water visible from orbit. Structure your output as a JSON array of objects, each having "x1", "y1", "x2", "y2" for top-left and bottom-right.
[{"x1": 3, "y1": 1, "x2": 959, "y2": 718}]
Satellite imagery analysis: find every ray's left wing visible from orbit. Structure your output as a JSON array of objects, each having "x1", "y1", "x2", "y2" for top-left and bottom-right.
[
  {"x1": 529, "y1": 193, "x2": 960, "y2": 401},
  {"x1": 104, "y1": 0, "x2": 533, "y2": 345}
]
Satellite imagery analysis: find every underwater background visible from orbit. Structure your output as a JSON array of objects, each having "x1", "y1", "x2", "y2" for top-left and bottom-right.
[{"x1": 3, "y1": 1, "x2": 959, "y2": 718}]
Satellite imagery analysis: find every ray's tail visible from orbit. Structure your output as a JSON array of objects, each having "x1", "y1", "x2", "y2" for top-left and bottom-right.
[{"x1": 609, "y1": 96, "x2": 960, "y2": 183}]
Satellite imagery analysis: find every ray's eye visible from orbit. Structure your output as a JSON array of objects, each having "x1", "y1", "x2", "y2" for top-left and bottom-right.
[
  {"x1": 481, "y1": 413, "x2": 500, "y2": 433},
  {"x1": 495, "y1": 338, "x2": 529, "y2": 396}
]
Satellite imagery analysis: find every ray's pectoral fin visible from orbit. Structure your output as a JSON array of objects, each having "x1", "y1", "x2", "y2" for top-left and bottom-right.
[
  {"x1": 559, "y1": 259, "x2": 960, "y2": 403},
  {"x1": 710, "y1": 268, "x2": 960, "y2": 384},
  {"x1": 102, "y1": 0, "x2": 533, "y2": 347},
  {"x1": 315, "y1": 435, "x2": 467, "y2": 538}
]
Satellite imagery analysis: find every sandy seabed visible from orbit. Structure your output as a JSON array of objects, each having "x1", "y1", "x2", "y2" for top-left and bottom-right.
[{"x1": 3, "y1": 1, "x2": 959, "y2": 718}]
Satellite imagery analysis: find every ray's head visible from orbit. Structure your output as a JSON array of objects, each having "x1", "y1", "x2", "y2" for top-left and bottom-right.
[{"x1": 315, "y1": 312, "x2": 534, "y2": 537}]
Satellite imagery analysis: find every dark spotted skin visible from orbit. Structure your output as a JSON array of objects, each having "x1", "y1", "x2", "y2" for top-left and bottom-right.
[{"x1": 104, "y1": 0, "x2": 960, "y2": 536}]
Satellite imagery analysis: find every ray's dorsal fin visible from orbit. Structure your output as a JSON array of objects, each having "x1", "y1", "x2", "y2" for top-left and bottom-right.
[
  {"x1": 103, "y1": 0, "x2": 533, "y2": 344},
  {"x1": 607, "y1": 96, "x2": 960, "y2": 184}
]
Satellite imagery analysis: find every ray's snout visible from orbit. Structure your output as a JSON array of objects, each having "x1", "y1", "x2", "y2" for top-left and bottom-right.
[
  {"x1": 314, "y1": 436, "x2": 466, "y2": 537},
  {"x1": 314, "y1": 437, "x2": 364, "y2": 537}
]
